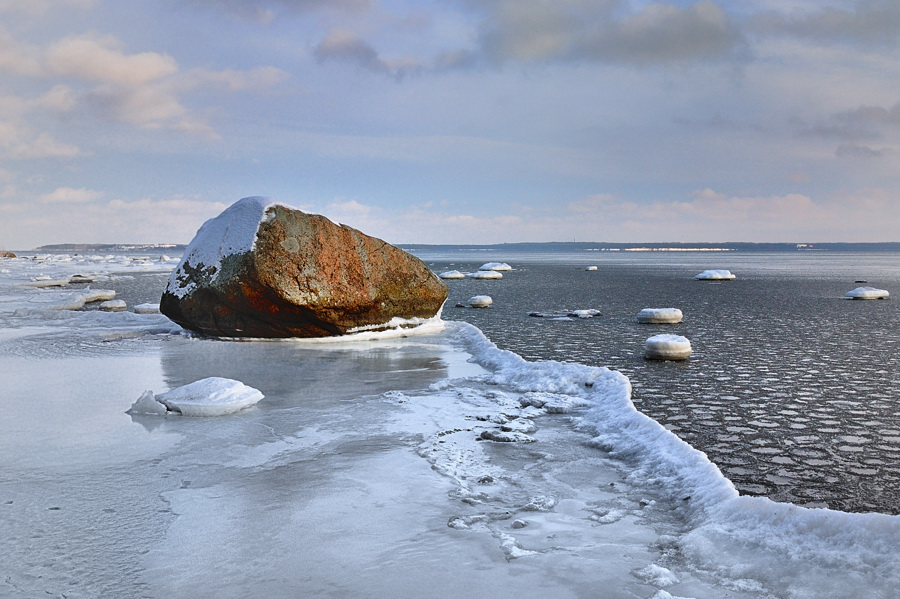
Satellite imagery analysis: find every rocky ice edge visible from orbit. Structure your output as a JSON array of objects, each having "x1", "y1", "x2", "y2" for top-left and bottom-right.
[
  {"x1": 845, "y1": 286, "x2": 889, "y2": 299},
  {"x1": 128, "y1": 377, "x2": 264, "y2": 416},
  {"x1": 694, "y1": 269, "x2": 735, "y2": 280},
  {"x1": 637, "y1": 308, "x2": 683, "y2": 323},
  {"x1": 447, "y1": 321, "x2": 900, "y2": 590},
  {"x1": 166, "y1": 196, "x2": 284, "y2": 299}
]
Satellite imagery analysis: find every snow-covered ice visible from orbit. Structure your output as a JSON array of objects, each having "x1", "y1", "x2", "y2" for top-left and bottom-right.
[
  {"x1": 694, "y1": 269, "x2": 735, "y2": 280},
  {"x1": 479, "y1": 262, "x2": 512, "y2": 271},
  {"x1": 467, "y1": 295, "x2": 492, "y2": 308},
  {"x1": 645, "y1": 333, "x2": 692, "y2": 360},
  {"x1": 438, "y1": 270, "x2": 466, "y2": 279},
  {"x1": 845, "y1": 286, "x2": 889, "y2": 299},
  {"x1": 135, "y1": 303, "x2": 161, "y2": 314},
  {"x1": 637, "y1": 308, "x2": 684, "y2": 324},
  {"x1": 468, "y1": 270, "x2": 503, "y2": 279},
  {"x1": 154, "y1": 377, "x2": 264, "y2": 416},
  {"x1": 100, "y1": 299, "x2": 127, "y2": 312},
  {"x1": 3, "y1": 251, "x2": 900, "y2": 598}
]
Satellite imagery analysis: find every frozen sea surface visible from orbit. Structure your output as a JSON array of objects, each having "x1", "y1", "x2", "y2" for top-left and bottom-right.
[
  {"x1": 3, "y1": 251, "x2": 900, "y2": 598},
  {"x1": 423, "y1": 249, "x2": 900, "y2": 514}
]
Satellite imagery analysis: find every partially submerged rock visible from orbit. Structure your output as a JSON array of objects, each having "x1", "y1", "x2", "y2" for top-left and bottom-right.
[
  {"x1": 160, "y1": 197, "x2": 448, "y2": 338},
  {"x1": 637, "y1": 308, "x2": 683, "y2": 324},
  {"x1": 645, "y1": 334, "x2": 692, "y2": 360},
  {"x1": 1, "y1": 251, "x2": 16, "y2": 258},
  {"x1": 845, "y1": 286, "x2": 889, "y2": 300},
  {"x1": 694, "y1": 269, "x2": 735, "y2": 280}
]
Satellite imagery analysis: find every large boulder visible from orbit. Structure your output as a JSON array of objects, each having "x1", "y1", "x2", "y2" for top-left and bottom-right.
[{"x1": 160, "y1": 197, "x2": 448, "y2": 338}]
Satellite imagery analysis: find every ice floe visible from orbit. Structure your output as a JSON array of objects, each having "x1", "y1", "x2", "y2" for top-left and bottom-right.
[
  {"x1": 479, "y1": 262, "x2": 512, "y2": 271},
  {"x1": 528, "y1": 309, "x2": 600, "y2": 319},
  {"x1": 645, "y1": 334, "x2": 692, "y2": 360},
  {"x1": 99, "y1": 299, "x2": 127, "y2": 312},
  {"x1": 467, "y1": 270, "x2": 503, "y2": 279},
  {"x1": 637, "y1": 308, "x2": 683, "y2": 324},
  {"x1": 134, "y1": 303, "x2": 161, "y2": 314},
  {"x1": 845, "y1": 286, "x2": 889, "y2": 299},
  {"x1": 438, "y1": 270, "x2": 466, "y2": 279},
  {"x1": 467, "y1": 295, "x2": 492, "y2": 308},
  {"x1": 585, "y1": 266, "x2": 598, "y2": 271},
  {"x1": 694, "y1": 269, "x2": 735, "y2": 280},
  {"x1": 139, "y1": 377, "x2": 265, "y2": 416}
]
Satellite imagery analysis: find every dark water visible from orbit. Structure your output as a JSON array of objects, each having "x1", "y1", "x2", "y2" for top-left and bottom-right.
[{"x1": 416, "y1": 251, "x2": 900, "y2": 515}]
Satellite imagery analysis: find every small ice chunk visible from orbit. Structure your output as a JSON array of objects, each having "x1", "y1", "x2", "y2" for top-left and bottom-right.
[
  {"x1": 480, "y1": 429, "x2": 536, "y2": 443},
  {"x1": 155, "y1": 377, "x2": 264, "y2": 416},
  {"x1": 99, "y1": 299, "x2": 127, "y2": 312},
  {"x1": 632, "y1": 564, "x2": 680, "y2": 588},
  {"x1": 21, "y1": 278, "x2": 70, "y2": 288},
  {"x1": 845, "y1": 286, "x2": 889, "y2": 299},
  {"x1": 126, "y1": 390, "x2": 168, "y2": 416},
  {"x1": 694, "y1": 269, "x2": 735, "y2": 280},
  {"x1": 645, "y1": 334, "x2": 692, "y2": 360},
  {"x1": 585, "y1": 266, "x2": 597, "y2": 271},
  {"x1": 637, "y1": 308, "x2": 683, "y2": 324},
  {"x1": 468, "y1": 295, "x2": 492, "y2": 308},
  {"x1": 82, "y1": 289, "x2": 116, "y2": 303},
  {"x1": 479, "y1": 262, "x2": 512, "y2": 271},
  {"x1": 467, "y1": 271, "x2": 503, "y2": 279},
  {"x1": 569, "y1": 309, "x2": 599, "y2": 318},
  {"x1": 134, "y1": 303, "x2": 161, "y2": 314},
  {"x1": 439, "y1": 270, "x2": 466, "y2": 279}
]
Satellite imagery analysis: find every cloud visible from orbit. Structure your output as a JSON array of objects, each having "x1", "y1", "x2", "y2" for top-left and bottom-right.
[
  {"x1": 38, "y1": 186, "x2": 103, "y2": 203},
  {"x1": 750, "y1": 0, "x2": 900, "y2": 46},
  {"x1": 46, "y1": 35, "x2": 178, "y2": 86},
  {"x1": 185, "y1": 0, "x2": 370, "y2": 23},
  {"x1": 476, "y1": 0, "x2": 743, "y2": 65},
  {"x1": 314, "y1": 30, "x2": 424, "y2": 79},
  {"x1": 7, "y1": 132, "x2": 86, "y2": 159},
  {"x1": 187, "y1": 66, "x2": 290, "y2": 91},
  {"x1": 0, "y1": 29, "x2": 41, "y2": 76},
  {"x1": 0, "y1": 0, "x2": 95, "y2": 16}
]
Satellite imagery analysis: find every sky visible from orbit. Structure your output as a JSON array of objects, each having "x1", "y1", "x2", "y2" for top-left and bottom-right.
[{"x1": 2, "y1": 0, "x2": 900, "y2": 248}]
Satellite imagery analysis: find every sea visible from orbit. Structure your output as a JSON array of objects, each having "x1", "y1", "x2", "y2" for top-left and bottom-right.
[{"x1": 2, "y1": 243, "x2": 900, "y2": 598}]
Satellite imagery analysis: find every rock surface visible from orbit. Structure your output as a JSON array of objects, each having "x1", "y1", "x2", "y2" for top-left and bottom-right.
[{"x1": 160, "y1": 197, "x2": 448, "y2": 338}]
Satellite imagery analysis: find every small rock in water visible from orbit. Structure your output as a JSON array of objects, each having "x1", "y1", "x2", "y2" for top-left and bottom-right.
[
  {"x1": 468, "y1": 295, "x2": 492, "y2": 308},
  {"x1": 645, "y1": 334, "x2": 692, "y2": 360},
  {"x1": 694, "y1": 269, "x2": 735, "y2": 280},
  {"x1": 845, "y1": 286, "x2": 889, "y2": 300},
  {"x1": 480, "y1": 429, "x2": 536, "y2": 443}
]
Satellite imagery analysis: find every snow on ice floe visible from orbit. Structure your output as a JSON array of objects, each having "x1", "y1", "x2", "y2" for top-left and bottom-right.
[
  {"x1": 99, "y1": 299, "x2": 127, "y2": 312},
  {"x1": 845, "y1": 286, "x2": 889, "y2": 299},
  {"x1": 645, "y1": 334, "x2": 692, "y2": 360},
  {"x1": 479, "y1": 262, "x2": 512, "y2": 271},
  {"x1": 637, "y1": 308, "x2": 683, "y2": 324},
  {"x1": 467, "y1": 295, "x2": 492, "y2": 308},
  {"x1": 129, "y1": 377, "x2": 264, "y2": 416},
  {"x1": 134, "y1": 303, "x2": 160, "y2": 314},
  {"x1": 438, "y1": 270, "x2": 466, "y2": 279},
  {"x1": 467, "y1": 270, "x2": 503, "y2": 279},
  {"x1": 694, "y1": 269, "x2": 735, "y2": 280}
]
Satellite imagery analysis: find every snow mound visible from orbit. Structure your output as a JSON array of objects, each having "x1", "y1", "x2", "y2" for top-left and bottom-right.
[
  {"x1": 845, "y1": 286, "x2": 889, "y2": 299},
  {"x1": 694, "y1": 269, "x2": 735, "y2": 280},
  {"x1": 479, "y1": 262, "x2": 512, "y2": 271},
  {"x1": 468, "y1": 295, "x2": 492, "y2": 308},
  {"x1": 645, "y1": 334, "x2": 692, "y2": 360},
  {"x1": 155, "y1": 377, "x2": 264, "y2": 416},
  {"x1": 637, "y1": 308, "x2": 683, "y2": 324},
  {"x1": 438, "y1": 270, "x2": 465, "y2": 279},
  {"x1": 468, "y1": 271, "x2": 503, "y2": 279}
]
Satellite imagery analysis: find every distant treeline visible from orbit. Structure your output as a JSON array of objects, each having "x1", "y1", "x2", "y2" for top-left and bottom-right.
[{"x1": 401, "y1": 242, "x2": 900, "y2": 252}]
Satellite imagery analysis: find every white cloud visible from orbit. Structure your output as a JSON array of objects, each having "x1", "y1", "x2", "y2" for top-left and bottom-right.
[
  {"x1": 187, "y1": 66, "x2": 291, "y2": 91},
  {"x1": 7, "y1": 132, "x2": 86, "y2": 159},
  {"x1": 38, "y1": 187, "x2": 103, "y2": 203},
  {"x1": 46, "y1": 35, "x2": 178, "y2": 86}
]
